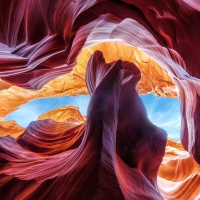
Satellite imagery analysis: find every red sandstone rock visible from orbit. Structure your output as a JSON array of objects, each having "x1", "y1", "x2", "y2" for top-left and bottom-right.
[
  {"x1": 158, "y1": 139, "x2": 200, "y2": 199},
  {"x1": 0, "y1": 52, "x2": 165, "y2": 199},
  {"x1": 0, "y1": 0, "x2": 200, "y2": 164},
  {"x1": 1, "y1": 0, "x2": 200, "y2": 199}
]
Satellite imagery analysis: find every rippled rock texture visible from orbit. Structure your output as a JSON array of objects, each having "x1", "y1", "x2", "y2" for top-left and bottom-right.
[
  {"x1": 0, "y1": 52, "x2": 166, "y2": 199},
  {"x1": 1, "y1": 0, "x2": 200, "y2": 199},
  {"x1": 158, "y1": 139, "x2": 200, "y2": 199},
  {"x1": 0, "y1": 42, "x2": 177, "y2": 120}
]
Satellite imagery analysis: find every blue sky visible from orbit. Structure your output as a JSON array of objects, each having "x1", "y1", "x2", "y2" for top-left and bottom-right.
[
  {"x1": 4, "y1": 94, "x2": 181, "y2": 140},
  {"x1": 140, "y1": 94, "x2": 181, "y2": 141},
  {"x1": 4, "y1": 95, "x2": 90, "y2": 126}
]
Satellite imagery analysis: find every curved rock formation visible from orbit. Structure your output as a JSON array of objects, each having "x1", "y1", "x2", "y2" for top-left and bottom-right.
[
  {"x1": 0, "y1": 0, "x2": 200, "y2": 164},
  {"x1": 0, "y1": 120, "x2": 25, "y2": 138},
  {"x1": 0, "y1": 105, "x2": 85, "y2": 139},
  {"x1": 0, "y1": 42, "x2": 177, "y2": 120},
  {"x1": 37, "y1": 105, "x2": 85, "y2": 123},
  {"x1": 0, "y1": 105, "x2": 199, "y2": 199},
  {"x1": 1, "y1": 0, "x2": 200, "y2": 199},
  {"x1": 0, "y1": 72, "x2": 88, "y2": 120},
  {"x1": 158, "y1": 139, "x2": 200, "y2": 199},
  {"x1": 0, "y1": 51, "x2": 167, "y2": 199}
]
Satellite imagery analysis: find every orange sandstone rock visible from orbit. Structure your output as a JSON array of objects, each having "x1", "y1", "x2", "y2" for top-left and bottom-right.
[
  {"x1": 37, "y1": 105, "x2": 85, "y2": 123},
  {"x1": 158, "y1": 139, "x2": 200, "y2": 199},
  {"x1": 0, "y1": 79, "x2": 12, "y2": 91},
  {"x1": 0, "y1": 120, "x2": 25, "y2": 138},
  {"x1": 0, "y1": 72, "x2": 87, "y2": 120},
  {"x1": 0, "y1": 42, "x2": 177, "y2": 120}
]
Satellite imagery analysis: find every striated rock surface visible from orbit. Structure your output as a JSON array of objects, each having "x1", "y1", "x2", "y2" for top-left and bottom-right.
[
  {"x1": 75, "y1": 42, "x2": 178, "y2": 98},
  {"x1": 0, "y1": 42, "x2": 177, "y2": 120},
  {"x1": 0, "y1": 52, "x2": 166, "y2": 199},
  {"x1": 0, "y1": 0, "x2": 200, "y2": 199},
  {"x1": 0, "y1": 105, "x2": 199, "y2": 199},
  {"x1": 0, "y1": 72, "x2": 88, "y2": 120},
  {"x1": 0, "y1": 105, "x2": 85, "y2": 139},
  {"x1": 159, "y1": 140, "x2": 200, "y2": 182},
  {"x1": 158, "y1": 139, "x2": 200, "y2": 200},
  {"x1": 0, "y1": 0, "x2": 200, "y2": 164}
]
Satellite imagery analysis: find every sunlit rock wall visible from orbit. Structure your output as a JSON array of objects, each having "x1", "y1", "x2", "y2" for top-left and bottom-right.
[
  {"x1": 158, "y1": 139, "x2": 200, "y2": 199},
  {"x1": 0, "y1": 120, "x2": 25, "y2": 138},
  {"x1": 0, "y1": 42, "x2": 177, "y2": 120},
  {"x1": 37, "y1": 105, "x2": 86, "y2": 123}
]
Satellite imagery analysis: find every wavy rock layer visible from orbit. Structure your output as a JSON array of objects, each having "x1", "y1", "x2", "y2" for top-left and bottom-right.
[
  {"x1": 0, "y1": 0, "x2": 200, "y2": 164},
  {"x1": 1, "y1": 0, "x2": 200, "y2": 199},
  {"x1": 0, "y1": 105, "x2": 85, "y2": 139},
  {"x1": 0, "y1": 52, "x2": 167, "y2": 199},
  {"x1": 158, "y1": 139, "x2": 200, "y2": 200},
  {"x1": 0, "y1": 72, "x2": 88, "y2": 120},
  {"x1": 0, "y1": 104, "x2": 199, "y2": 199},
  {"x1": 75, "y1": 42, "x2": 178, "y2": 98},
  {"x1": 0, "y1": 41, "x2": 177, "y2": 120}
]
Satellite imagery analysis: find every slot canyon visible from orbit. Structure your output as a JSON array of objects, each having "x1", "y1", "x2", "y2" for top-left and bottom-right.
[{"x1": 0, "y1": 0, "x2": 200, "y2": 199}]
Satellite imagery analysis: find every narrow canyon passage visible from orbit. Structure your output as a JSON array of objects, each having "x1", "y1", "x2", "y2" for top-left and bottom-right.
[
  {"x1": 0, "y1": 51, "x2": 199, "y2": 199},
  {"x1": 1, "y1": 0, "x2": 200, "y2": 199}
]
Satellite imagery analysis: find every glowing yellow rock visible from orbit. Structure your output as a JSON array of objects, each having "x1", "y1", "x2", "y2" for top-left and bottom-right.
[
  {"x1": 0, "y1": 120, "x2": 25, "y2": 138},
  {"x1": 38, "y1": 105, "x2": 85, "y2": 123},
  {"x1": 0, "y1": 42, "x2": 178, "y2": 120}
]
